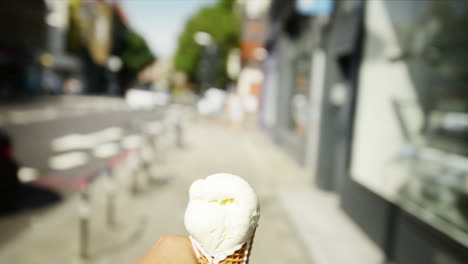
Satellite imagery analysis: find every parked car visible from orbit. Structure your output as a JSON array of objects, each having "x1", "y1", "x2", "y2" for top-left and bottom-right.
[
  {"x1": 196, "y1": 88, "x2": 227, "y2": 116},
  {"x1": 0, "y1": 128, "x2": 20, "y2": 213},
  {"x1": 125, "y1": 87, "x2": 171, "y2": 110}
]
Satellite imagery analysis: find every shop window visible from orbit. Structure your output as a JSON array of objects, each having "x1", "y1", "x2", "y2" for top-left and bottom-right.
[{"x1": 352, "y1": 0, "x2": 468, "y2": 246}]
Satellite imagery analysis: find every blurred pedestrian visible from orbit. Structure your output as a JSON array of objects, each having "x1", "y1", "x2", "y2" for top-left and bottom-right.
[
  {"x1": 63, "y1": 77, "x2": 82, "y2": 94},
  {"x1": 42, "y1": 69, "x2": 61, "y2": 95},
  {"x1": 237, "y1": 66, "x2": 262, "y2": 114},
  {"x1": 236, "y1": 66, "x2": 263, "y2": 128}
]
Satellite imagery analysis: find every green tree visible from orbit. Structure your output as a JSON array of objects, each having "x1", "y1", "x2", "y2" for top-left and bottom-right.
[
  {"x1": 66, "y1": 0, "x2": 84, "y2": 53},
  {"x1": 120, "y1": 29, "x2": 155, "y2": 76},
  {"x1": 174, "y1": 0, "x2": 240, "y2": 91},
  {"x1": 66, "y1": 0, "x2": 155, "y2": 93},
  {"x1": 110, "y1": 6, "x2": 155, "y2": 92}
]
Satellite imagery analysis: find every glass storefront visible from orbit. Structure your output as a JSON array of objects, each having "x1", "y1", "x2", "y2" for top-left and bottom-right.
[
  {"x1": 352, "y1": 0, "x2": 468, "y2": 246},
  {"x1": 272, "y1": 13, "x2": 314, "y2": 164}
]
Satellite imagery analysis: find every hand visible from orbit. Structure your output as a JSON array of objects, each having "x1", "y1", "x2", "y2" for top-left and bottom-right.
[{"x1": 137, "y1": 235, "x2": 198, "y2": 264}]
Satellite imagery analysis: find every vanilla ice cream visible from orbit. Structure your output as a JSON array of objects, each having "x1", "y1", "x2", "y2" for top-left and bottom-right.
[{"x1": 184, "y1": 173, "x2": 260, "y2": 264}]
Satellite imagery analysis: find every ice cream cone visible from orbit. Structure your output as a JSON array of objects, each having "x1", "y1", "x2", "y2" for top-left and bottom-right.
[
  {"x1": 195, "y1": 234, "x2": 255, "y2": 264},
  {"x1": 185, "y1": 174, "x2": 260, "y2": 264}
]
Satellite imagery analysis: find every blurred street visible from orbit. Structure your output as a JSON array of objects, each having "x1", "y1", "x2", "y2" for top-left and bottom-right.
[
  {"x1": 0, "y1": 109, "x2": 310, "y2": 264},
  {"x1": 1, "y1": 95, "x2": 165, "y2": 184}
]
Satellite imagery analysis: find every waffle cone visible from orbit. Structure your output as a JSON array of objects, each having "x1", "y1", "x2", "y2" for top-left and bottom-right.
[{"x1": 196, "y1": 233, "x2": 255, "y2": 264}]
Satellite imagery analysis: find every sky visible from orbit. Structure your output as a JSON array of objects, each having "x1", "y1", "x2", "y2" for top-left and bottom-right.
[{"x1": 121, "y1": 0, "x2": 217, "y2": 59}]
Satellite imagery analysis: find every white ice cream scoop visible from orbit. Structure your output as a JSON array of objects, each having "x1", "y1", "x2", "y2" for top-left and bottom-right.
[{"x1": 184, "y1": 173, "x2": 260, "y2": 263}]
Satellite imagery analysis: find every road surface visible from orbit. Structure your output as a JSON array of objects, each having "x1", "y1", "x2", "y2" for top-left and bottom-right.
[{"x1": 1, "y1": 95, "x2": 170, "y2": 191}]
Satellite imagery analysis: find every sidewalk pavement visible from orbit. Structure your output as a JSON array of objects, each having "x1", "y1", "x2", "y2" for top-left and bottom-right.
[
  {"x1": 0, "y1": 115, "x2": 309, "y2": 264},
  {"x1": 0, "y1": 113, "x2": 382, "y2": 264}
]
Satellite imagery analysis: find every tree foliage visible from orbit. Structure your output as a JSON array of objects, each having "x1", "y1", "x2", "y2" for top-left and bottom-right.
[
  {"x1": 66, "y1": 0, "x2": 84, "y2": 53},
  {"x1": 66, "y1": 0, "x2": 155, "y2": 92},
  {"x1": 120, "y1": 29, "x2": 155, "y2": 75},
  {"x1": 174, "y1": 0, "x2": 240, "y2": 90}
]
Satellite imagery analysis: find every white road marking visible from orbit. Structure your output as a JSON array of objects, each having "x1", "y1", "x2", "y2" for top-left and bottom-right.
[
  {"x1": 52, "y1": 127, "x2": 124, "y2": 152},
  {"x1": 143, "y1": 121, "x2": 163, "y2": 135},
  {"x1": 18, "y1": 167, "x2": 39, "y2": 183},
  {"x1": 49, "y1": 152, "x2": 88, "y2": 170},
  {"x1": 52, "y1": 134, "x2": 92, "y2": 152},
  {"x1": 88, "y1": 127, "x2": 123, "y2": 143},
  {"x1": 8, "y1": 108, "x2": 59, "y2": 124},
  {"x1": 121, "y1": 134, "x2": 142, "y2": 149},
  {"x1": 93, "y1": 143, "x2": 120, "y2": 158}
]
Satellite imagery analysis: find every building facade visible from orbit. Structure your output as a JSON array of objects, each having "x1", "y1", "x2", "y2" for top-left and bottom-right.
[
  {"x1": 0, "y1": 0, "x2": 47, "y2": 98},
  {"x1": 260, "y1": 0, "x2": 468, "y2": 263}
]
